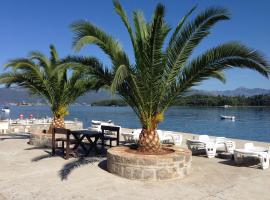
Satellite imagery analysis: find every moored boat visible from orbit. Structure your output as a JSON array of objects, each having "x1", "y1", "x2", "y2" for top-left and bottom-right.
[
  {"x1": 220, "y1": 115, "x2": 235, "y2": 120},
  {"x1": 1, "y1": 106, "x2": 10, "y2": 114},
  {"x1": 222, "y1": 105, "x2": 232, "y2": 108}
]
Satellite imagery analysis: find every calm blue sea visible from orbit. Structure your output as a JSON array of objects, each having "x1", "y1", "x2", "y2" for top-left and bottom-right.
[{"x1": 1, "y1": 105, "x2": 270, "y2": 142}]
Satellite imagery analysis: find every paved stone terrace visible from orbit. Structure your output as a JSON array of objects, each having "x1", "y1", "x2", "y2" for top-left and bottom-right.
[{"x1": 0, "y1": 130, "x2": 270, "y2": 200}]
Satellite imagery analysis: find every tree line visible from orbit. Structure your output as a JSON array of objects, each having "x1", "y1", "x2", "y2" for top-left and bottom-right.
[
  {"x1": 174, "y1": 94, "x2": 270, "y2": 106},
  {"x1": 92, "y1": 94, "x2": 270, "y2": 107}
]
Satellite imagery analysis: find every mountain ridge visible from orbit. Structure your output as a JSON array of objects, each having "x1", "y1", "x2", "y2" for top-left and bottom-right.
[{"x1": 0, "y1": 87, "x2": 269, "y2": 104}]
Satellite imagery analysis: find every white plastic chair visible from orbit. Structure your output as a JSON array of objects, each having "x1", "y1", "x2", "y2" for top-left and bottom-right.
[
  {"x1": 234, "y1": 145, "x2": 269, "y2": 169},
  {"x1": 258, "y1": 152, "x2": 269, "y2": 170},
  {"x1": 215, "y1": 137, "x2": 227, "y2": 151},
  {"x1": 172, "y1": 135, "x2": 182, "y2": 146},
  {"x1": 186, "y1": 139, "x2": 205, "y2": 154},
  {"x1": 158, "y1": 130, "x2": 172, "y2": 144},
  {"x1": 122, "y1": 132, "x2": 134, "y2": 142},
  {"x1": 0, "y1": 121, "x2": 9, "y2": 134},
  {"x1": 132, "y1": 129, "x2": 141, "y2": 143},
  {"x1": 225, "y1": 141, "x2": 236, "y2": 154},
  {"x1": 205, "y1": 142, "x2": 217, "y2": 158},
  {"x1": 90, "y1": 120, "x2": 114, "y2": 132},
  {"x1": 162, "y1": 131, "x2": 182, "y2": 146}
]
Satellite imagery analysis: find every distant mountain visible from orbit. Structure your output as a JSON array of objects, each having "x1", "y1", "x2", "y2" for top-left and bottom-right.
[
  {"x1": 0, "y1": 87, "x2": 115, "y2": 104},
  {"x1": 0, "y1": 87, "x2": 269, "y2": 104},
  {"x1": 0, "y1": 88, "x2": 43, "y2": 104},
  {"x1": 190, "y1": 87, "x2": 270, "y2": 97}
]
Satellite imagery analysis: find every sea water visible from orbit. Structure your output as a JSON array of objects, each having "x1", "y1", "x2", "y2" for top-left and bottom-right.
[{"x1": 1, "y1": 105, "x2": 270, "y2": 142}]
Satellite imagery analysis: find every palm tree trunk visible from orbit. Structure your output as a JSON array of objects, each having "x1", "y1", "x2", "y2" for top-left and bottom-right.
[
  {"x1": 138, "y1": 129, "x2": 161, "y2": 153},
  {"x1": 48, "y1": 116, "x2": 65, "y2": 134}
]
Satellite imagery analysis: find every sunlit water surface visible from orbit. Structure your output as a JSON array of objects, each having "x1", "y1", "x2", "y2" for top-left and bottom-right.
[{"x1": 1, "y1": 105, "x2": 270, "y2": 142}]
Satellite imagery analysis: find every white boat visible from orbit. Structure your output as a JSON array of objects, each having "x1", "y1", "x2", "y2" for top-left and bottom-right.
[
  {"x1": 222, "y1": 105, "x2": 232, "y2": 108},
  {"x1": 1, "y1": 106, "x2": 10, "y2": 114},
  {"x1": 220, "y1": 115, "x2": 235, "y2": 120}
]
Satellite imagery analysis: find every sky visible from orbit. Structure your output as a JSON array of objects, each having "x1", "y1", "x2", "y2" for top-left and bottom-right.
[{"x1": 0, "y1": 0, "x2": 270, "y2": 91}]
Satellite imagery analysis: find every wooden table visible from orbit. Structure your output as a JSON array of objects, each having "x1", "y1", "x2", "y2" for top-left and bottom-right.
[{"x1": 71, "y1": 130, "x2": 103, "y2": 156}]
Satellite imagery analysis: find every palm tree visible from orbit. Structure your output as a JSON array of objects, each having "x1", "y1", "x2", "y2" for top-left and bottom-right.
[
  {"x1": 70, "y1": 1, "x2": 269, "y2": 153},
  {"x1": 0, "y1": 45, "x2": 97, "y2": 132}
]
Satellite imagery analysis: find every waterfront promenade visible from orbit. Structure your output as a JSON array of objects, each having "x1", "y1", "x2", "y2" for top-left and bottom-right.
[{"x1": 0, "y1": 129, "x2": 269, "y2": 200}]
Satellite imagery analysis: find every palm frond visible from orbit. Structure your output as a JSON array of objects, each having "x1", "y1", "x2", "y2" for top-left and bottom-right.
[
  {"x1": 49, "y1": 44, "x2": 59, "y2": 64},
  {"x1": 165, "y1": 7, "x2": 230, "y2": 85},
  {"x1": 111, "y1": 64, "x2": 129, "y2": 94},
  {"x1": 161, "y1": 42, "x2": 269, "y2": 110},
  {"x1": 71, "y1": 20, "x2": 130, "y2": 69},
  {"x1": 113, "y1": 0, "x2": 136, "y2": 49}
]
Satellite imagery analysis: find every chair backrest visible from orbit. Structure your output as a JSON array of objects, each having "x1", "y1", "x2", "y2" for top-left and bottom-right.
[
  {"x1": 163, "y1": 131, "x2": 182, "y2": 146},
  {"x1": 91, "y1": 120, "x2": 114, "y2": 132},
  {"x1": 101, "y1": 125, "x2": 120, "y2": 132},
  {"x1": 199, "y1": 135, "x2": 210, "y2": 142},
  {"x1": 186, "y1": 139, "x2": 205, "y2": 150},
  {"x1": 225, "y1": 141, "x2": 235, "y2": 154},
  {"x1": 205, "y1": 142, "x2": 216, "y2": 158},
  {"x1": 101, "y1": 125, "x2": 120, "y2": 137},
  {"x1": 101, "y1": 125, "x2": 120, "y2": 145},
  {"x1": 244, "y1": 143, "x2": 254, "y2": 150},
  {"x1": 132, "y1": 129, "x2": 141, "y2": 140},
  {"x1": 52, "y1": 128, "x2": 71, "y2": 136},
  {"x1": 91, "y1": 120, "x2": 101, "y2": 130}
]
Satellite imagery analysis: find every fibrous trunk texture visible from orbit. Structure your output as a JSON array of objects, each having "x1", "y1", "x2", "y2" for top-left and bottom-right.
[
  {"x1": 48, "y1": 116, "x2": 65, "y2": 134},
  {"x1": 138, "y1": 129, "x2": 161, "y2": 153}
]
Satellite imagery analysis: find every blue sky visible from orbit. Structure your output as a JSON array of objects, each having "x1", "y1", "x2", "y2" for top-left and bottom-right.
[{"x1": 0, "y1": 0, "x2": 270, "y2": 91}]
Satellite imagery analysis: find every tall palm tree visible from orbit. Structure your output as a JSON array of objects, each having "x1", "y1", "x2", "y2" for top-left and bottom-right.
[
  {"x1": 0, "y1": 45, "x2": 97, "y2": 132},
  {"x1": 70, "y1": 1, "x2": 269, "y2": 153}
]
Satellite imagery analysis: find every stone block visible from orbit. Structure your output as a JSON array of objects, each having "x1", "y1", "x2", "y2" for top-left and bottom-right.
[
  {"x1": 185, "y1": 155, "x2": 191, "y2": 163},
  {"x1": 173, "y1": 155, "x2": 184, "y2": 162},
  {"x1": 143, "y1": 169, "x2": 155, "y2": 180},
  {"x1": 156, "y1": 168, "x2": 172, "y2": 180},
  {"x1": 179, "y1": 161, "x2": 185, "y2": 168},
  {"x1": 114, "y1": 165, "x2": 123, "y2": 175},
  {"x1": 123, "y1": 157, "x2": 138, "y2": 165},
  {"x1": 114, "y1": 155, "x2": 122, "y2": 163},
  {"x1": 133, "y1": 168, "x2": 142, "y2": 179},
  {"x1": 138, "y1": 158, "x2": 157, "y2": 166},
  {"x1": 123, "y1": 167, "x2": 132, "y2": 179}
]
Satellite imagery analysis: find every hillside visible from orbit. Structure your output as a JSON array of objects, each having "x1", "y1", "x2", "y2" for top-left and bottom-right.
[
  {"x1": 0, "y1": 87, "x2": 269, "y2": 104},
  {"x1": 0, "y1": 88, "x2": 114, "y2": 104}
]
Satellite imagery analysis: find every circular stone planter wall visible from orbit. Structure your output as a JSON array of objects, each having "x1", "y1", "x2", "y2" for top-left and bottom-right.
[
  {"x1": 29, "y1": 132, "x2": 52, "y2": 147},
  {"x1": 107, "y1": 146, "x2": 192, "y2": 181}
]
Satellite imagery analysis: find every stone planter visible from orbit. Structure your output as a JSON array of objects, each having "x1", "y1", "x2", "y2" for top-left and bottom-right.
[
  {"x1": 28, "y1": 121, "x2": 83, "y2": 147},
  {"x1": 29, "y1": 132, "x2": 53, "y2": 147},
  {"x1": 107, "y1": 146, "x2": 192, "y2": 181}
]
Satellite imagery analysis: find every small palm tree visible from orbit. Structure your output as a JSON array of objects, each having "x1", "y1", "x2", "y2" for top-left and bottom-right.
[
  {"x1": 0, "y1": 45, "x2": 96, "y2": 132},
  {"x1": 71, "y1": 1, "x2": 269, "y2": 153}
]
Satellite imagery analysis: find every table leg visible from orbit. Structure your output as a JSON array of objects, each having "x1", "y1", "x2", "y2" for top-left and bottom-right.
[
  {"x1": 85, "y1": 135, "x2": 101, "y2": 156},
  {"x1": 72, "y1": 134, "x2": 88, "y2": 153}
]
